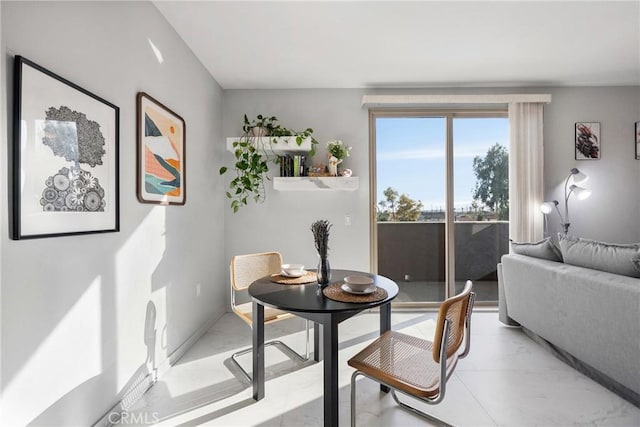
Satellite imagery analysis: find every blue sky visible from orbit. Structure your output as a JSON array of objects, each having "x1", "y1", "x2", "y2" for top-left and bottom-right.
[{"x1": 376, "y1": 117, "x2": 509, "y2": 211}]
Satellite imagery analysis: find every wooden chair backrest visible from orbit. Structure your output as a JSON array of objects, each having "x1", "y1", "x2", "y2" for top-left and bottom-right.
[{"x1": 432, "y1": 280, "x2": 473, "y2": 363}]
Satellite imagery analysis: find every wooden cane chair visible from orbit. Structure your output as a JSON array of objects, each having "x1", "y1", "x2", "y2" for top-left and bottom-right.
[
  {"x1": 348, "y1": 280, "x2": 475, "y2": 427},
  {"x1": 230, "y1": 251, "x2": 311, "y2": 382}
]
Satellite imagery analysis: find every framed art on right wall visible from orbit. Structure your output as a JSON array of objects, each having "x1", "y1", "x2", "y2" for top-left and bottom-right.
[
  {"x1": 575, "y1": 122, "x2": 600, "y2": 160},
  {"x1": 635, "y1": 121, "x2": 640, "y2": 160}
]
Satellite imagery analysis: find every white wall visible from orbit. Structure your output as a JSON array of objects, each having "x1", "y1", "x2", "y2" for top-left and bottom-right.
[
  {"x1": 222, "y1": 89, "x2": 371, "y2": 273},
  {"x1": 222, "y1": 86, "x2": 640, "y2": 284},
  {"x1": 543, "y1": 86, "x2": 640, "y2": 242},
  {"x1": 1, "y1": 2, "x2": 227, "y2": 426}
]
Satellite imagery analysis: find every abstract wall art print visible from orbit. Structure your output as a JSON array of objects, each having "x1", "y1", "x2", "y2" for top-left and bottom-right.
[
  {"x1": 136, "y1": 92, "x2": 186, "y2": 205},
  {"x1": 575, "y1": 122, "x2": 600, "y2": 160},
  {"x1": 12, "y1": 56, "x2": 120, "y2": 239}
]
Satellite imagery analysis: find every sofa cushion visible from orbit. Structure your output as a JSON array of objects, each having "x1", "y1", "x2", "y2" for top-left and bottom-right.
[
  {"x1": 558, "y1": 235, "x2": 640, "y2": 278},
  {"x1": 510, "y1": 237, "x2": 563, "y2": 262}
]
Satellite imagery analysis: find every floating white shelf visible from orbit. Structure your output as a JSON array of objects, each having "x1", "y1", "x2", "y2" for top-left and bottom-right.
[
  {"x1": 226, "y1": 136, "x2": 312, "y2": 155},
  {"x1": 273, "y1": 176, "x2": 359, "y2": 191}
]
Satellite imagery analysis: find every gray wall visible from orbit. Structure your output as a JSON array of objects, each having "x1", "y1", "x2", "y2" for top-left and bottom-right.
[
  {"x1": 1, "y1": 2, "x2": 226, "y2": 425},
  {"x1": 222, "y1": 86, "x2": 640, "y2": 290},
  {"x1": 543, "y1": 87, "x2": 640, "y2": 242},
  {"x1": 222, "y1": 89, "x2": 372, "y2": 274}
]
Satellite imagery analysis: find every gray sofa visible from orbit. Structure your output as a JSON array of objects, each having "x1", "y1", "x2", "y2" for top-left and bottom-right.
[{"x1": 498, "y1": 253, "x2": 640, "y2": 406}]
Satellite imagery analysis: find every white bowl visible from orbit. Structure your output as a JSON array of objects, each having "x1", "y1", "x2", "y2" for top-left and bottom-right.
[
  {"x1": 281, "y1": 263, "x2": 305, "y2": 277},
  {"x1": 344, "y1": 275, "x2": 374, "y2": 292}
]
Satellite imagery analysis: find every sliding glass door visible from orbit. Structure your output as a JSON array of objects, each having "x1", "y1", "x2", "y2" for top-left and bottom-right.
[{"x1": 371, "y1": 110, "x2": 508, "y2": 306}]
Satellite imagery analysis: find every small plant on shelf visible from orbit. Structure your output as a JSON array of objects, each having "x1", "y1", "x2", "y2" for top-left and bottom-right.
[
  {"x1": 219, "y1": 114, "x2": 318, "y2": 212},
  {"x1": 326, "y1": 140, "x2": 351, "y2": 176},
  {"x1": 327, "y1": 140, "x2": 351, "y2": 161}
]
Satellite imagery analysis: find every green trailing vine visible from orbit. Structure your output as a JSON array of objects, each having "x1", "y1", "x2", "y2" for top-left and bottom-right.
[{"x1": 219, "y1": 114, "x2": 318, "y2": 213}]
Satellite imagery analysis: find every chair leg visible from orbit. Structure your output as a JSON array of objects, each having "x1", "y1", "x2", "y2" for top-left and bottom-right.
[
  {"x1": 231, "y1": 320, "x2": 313, "y2": 382},
  {"x1": 230, "y1": 346, "x2": 254, "y2": 382},
  {"x1": 350, "y1": 371, "x2": 363, "y2": 427},
  {"x1": 304, "y1": 319, "x2": 310, "y2": 360},
  {"x1": 391, "y1": 390, "x2": 454, "y2": 427},
  {"x1": 350, "y1": 371, "x2": 454, "y2": 427}
]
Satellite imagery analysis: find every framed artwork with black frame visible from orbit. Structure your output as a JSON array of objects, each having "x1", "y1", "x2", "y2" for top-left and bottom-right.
[
  {"x1": 12, "y1": 56, "x2": 120, "y2": 239},
  {"x1": 136, "y1": 92, "x2": 186, "y2": 205},
  {"x1": 635, "y1": 121, "x2": 640, "y2": 160},
  {"x1": 575, "y1": 122, "x2": 600, "y2": 160}
]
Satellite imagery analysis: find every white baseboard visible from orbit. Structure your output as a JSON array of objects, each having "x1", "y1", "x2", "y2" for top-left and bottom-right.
[
  {"x1": 92, "y1": 308, "x2": 225, "y2": 427},
  {"x1": 159, "y1": 309, "x2": 224, "y2": 376}
]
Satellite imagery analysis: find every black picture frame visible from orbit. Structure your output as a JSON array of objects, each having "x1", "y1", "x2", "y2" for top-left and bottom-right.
[
  {"x1": 635, "y1": 121, "x2": 640, "y2": 160},
  {"x1": 12, "y1": 56, "x2": 120, "y2": 239},
  {"x1": 575, "y1": 122, "x2": 601, "y2": 160}
]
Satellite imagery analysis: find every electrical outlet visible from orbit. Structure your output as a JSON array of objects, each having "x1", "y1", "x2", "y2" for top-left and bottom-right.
[{"x1": 344, "y1": 214, "x2": 351, "y2": 226}]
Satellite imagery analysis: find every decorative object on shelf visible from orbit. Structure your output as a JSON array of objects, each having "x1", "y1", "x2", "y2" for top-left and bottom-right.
[
  {"x1": 220, "y1": 114, "x2": 318, "y2": 212},
  {"x1": 341, "y1": 168, "x2": 353, "y2": 177},
  {"x1": 326, "y1": 140, "x2": 351, "y2": 176},
  {"x1": 136, "y1": 92, "x2": 186, "y2": 205},
  {"x1": 540, "y1": 168, "x2": 591, "y2": 235},
  {"x1": 635, "y1": 122, "x2": 640, "y2": 160},
  {"x1": 328, "y1": 156, "x2": 340, "y2": 177},
  {"x1": 575, "y1": 122, "x2": 600, "y2": 160},
  {"x1": 11, "y1": 55, "x2": 120, "y2": 239},
  {"x1": 311, "y1": 219, "x2": 332, "y2": 287},
  {"x1": 308, "y1": 163, "x2": 329, "y2": 177}
]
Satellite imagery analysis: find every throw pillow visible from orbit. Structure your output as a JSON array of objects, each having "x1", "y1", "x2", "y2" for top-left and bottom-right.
[
  {"x1": 558, "y1": 235, "x2": 640, "y2": 278},
  {"x1": 510, "y1": 237, "x2": 563, "y2": 262}
]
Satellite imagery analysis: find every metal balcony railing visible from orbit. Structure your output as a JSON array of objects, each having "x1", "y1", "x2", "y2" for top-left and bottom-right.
[{"x1": 377, "y1": 221, "x2": 509, "y2": 303}]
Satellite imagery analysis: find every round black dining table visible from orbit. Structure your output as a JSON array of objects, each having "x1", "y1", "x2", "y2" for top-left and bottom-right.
[{"x1": 248, "y1": 269, "x2": 399, "y2": 427}]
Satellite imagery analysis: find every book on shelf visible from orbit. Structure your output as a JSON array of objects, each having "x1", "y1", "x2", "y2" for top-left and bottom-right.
[{"x1": 279, "y1": 155, "x2": 306, "y2": 177}]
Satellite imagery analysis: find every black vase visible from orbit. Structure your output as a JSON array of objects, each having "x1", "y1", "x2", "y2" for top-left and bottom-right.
[{"x1": 317, "y1": 256, "x2": 331, "y2": 286}]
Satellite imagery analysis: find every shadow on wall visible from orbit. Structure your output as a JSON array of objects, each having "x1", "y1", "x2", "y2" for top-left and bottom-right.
[
  {"x1": 151, "y1": 191, "x2": 223, "y2": 365},
  {"x1": 30, "y1": 301, "x2": 158, "y2": 426}
]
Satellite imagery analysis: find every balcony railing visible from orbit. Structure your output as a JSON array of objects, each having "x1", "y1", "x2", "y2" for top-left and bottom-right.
[{"x1": 377, "y1": 221, "x2": 509, "y2": 303}]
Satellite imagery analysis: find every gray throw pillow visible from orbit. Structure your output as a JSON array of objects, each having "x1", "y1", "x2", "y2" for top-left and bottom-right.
[
  {"x1": 558, "y1": 235, "x2": 640, "y2": 278},
  {"x1": 510, "y1": 237, "x2": 563, "y2": 262}
]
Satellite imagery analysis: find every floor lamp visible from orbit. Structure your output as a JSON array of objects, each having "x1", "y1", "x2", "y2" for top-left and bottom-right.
[{"x1": 540, "y1": 168, "x2": 592, "y2": 235}]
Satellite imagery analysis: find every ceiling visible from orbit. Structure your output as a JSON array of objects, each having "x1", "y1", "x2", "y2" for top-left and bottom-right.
[{"x1": 154, "y1": 1, "x2": 640, "y2": 90}]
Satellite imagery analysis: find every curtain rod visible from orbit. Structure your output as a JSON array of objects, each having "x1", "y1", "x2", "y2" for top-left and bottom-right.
[{"x1": 361, "y1": 94, "x2": 552, "y2": 107}]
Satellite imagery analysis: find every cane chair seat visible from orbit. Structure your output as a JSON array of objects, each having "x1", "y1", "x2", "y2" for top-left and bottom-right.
[
  {"x1": 348, "y1": 331, "x2": 459, "y2": 399},
  {"x1": 232, "y1": 302, "x2": 293, "y2": 325}
]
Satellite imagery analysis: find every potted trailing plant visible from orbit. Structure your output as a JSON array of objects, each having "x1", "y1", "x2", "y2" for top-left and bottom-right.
[
  {"x1": 219, "y1": 114, "x2": 319, "y2": 212},
  {"x1": 243, "y1": 114, "x2": 278, "y2": 137}
]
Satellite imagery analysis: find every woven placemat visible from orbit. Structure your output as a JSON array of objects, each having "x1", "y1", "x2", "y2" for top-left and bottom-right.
[
  {"x1": 270, "y1": 271, "x2": 317, "y2": 285},
  {"x1": 323, "y1": 282, "x2": 388, "y2": 303}
]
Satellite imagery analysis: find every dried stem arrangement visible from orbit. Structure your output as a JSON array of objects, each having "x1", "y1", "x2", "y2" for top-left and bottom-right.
[{"x1": 311, "y1": 219, "x2": 332, "y2": 259}]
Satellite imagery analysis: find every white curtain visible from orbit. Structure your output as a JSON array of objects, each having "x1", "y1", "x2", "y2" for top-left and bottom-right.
[{"x1": 508, "y1": 102, "x2": 545, "y2": 243}]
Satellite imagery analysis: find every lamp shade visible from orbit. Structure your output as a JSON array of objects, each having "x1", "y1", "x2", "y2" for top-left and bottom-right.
[
  {"x1": 570, "y1": 185, "x2": 592, "y2": 200},
  {"x1": 570, "y1": 168, "x2": 588, "y2": 184},
  {"x1": 540, "y1": 201, "x2": 558, "y2": 214}
]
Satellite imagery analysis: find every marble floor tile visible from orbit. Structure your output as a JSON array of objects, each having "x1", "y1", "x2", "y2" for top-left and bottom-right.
[{"x1": 117, "y1": 312, "x2": 640, "y2": 427}]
